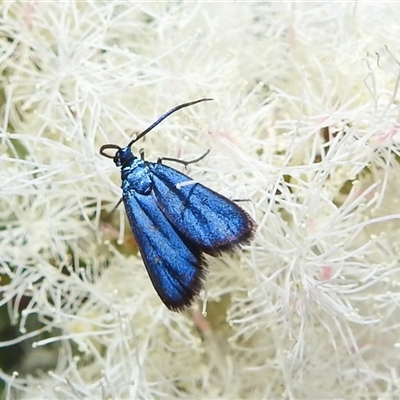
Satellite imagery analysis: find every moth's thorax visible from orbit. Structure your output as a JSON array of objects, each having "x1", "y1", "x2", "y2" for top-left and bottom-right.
[{"x1": 116, "y1": 147, "x2": 153, "y2": 195}]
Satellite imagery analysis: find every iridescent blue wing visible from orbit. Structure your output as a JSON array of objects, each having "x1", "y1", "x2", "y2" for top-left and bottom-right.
[
  {"x1": 122, "y1": 190, "x2": 206, "y2": 311},
  {"x1": 148, "y1": 163, "x2": 255, "y2": 255}
]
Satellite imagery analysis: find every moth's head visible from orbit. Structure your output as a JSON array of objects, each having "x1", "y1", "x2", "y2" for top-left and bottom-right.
[
  {"x1": 114, "y1": 147, "x2": 135, "y2": 167},
  {"x1": 99, "y1": 144, "x2": 135, "y2": 168}
]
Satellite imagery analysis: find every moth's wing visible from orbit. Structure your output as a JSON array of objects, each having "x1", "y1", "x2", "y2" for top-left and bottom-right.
[
  {"x1": 122, "y1": 190, "x2": 206, "y2": 311},
  {"x1": 149, "y1": 163, "x2": 256, "y2": 255}
]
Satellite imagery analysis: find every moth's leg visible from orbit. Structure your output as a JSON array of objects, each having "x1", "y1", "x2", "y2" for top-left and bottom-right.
[{"x1": 158, "y1": 149, "x2": 210, "y2": 169}]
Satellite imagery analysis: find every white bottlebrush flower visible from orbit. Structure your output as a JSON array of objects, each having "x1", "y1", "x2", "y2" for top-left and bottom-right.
[{"x1": 2, "y1": 1, "x2": 400, "y2": 399}]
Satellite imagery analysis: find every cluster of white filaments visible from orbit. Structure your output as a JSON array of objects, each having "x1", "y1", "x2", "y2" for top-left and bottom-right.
[{"x1": 1, "y1": 2, "x2": 400, "y2": 398}]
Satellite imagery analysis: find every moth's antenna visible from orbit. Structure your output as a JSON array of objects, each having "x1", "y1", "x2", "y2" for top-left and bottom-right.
[{"x1": 127, "y1": 98, "x2": 213, "y2": 148}]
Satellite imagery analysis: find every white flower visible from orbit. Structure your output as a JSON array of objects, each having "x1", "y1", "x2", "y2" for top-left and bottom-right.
[{"x1": 1, "y1": 2, "x2": 400, "y2": 399}]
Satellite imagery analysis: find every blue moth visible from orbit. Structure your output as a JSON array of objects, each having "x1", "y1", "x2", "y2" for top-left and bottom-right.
[{"x1": 100, "y1": 99, "x2": 256, "y2": 311}]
